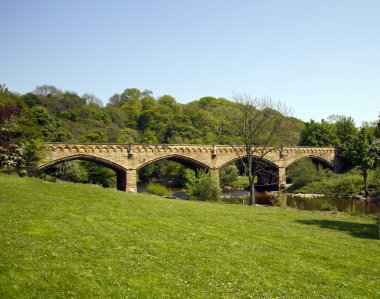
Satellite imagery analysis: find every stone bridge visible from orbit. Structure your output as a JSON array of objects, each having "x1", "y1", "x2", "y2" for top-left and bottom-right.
[{"x1": 39, "y1": 143, "x2": 339, "y2": 192}]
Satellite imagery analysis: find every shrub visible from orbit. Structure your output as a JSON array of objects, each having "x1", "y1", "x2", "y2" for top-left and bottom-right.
[
  {"x1": 52, "y1": 161, "x2": 88, "y2": 183},
  {"x1": 331, "y1": 175, "x2": 362, "y2": 195},
  {"x1": 219, "y1": 164, "x2": 239, "y2": 186},
  {"x1": 369, "y1": 166, "x2": 380, "y2": 192},
  {"x1": 320, "y1": 204, "x2": 337, "y2": 212},
  {"x1": 185, "y1": 169, "x2": 221, "y2": 201},
  {"x1": 287, "y1": 158, "x2": 319, "y2": 188},
  {"x1": 272, "y1": 193, "x2": 287, "y2": 207},
  {"x1": 146, "y1": 182, "x2": 172, "y2": 197}
]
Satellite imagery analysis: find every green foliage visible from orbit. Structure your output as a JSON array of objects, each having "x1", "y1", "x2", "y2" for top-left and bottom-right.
[
  {"x1": 146, "y1": 182, "x2": 173, "y2": 197},
  {"x1": 0, "y1": 144, "x2": 26, "y2": 175},
  {"x1": 330, "y1": 175, "x2": 362, "y2": 195},
  {"x1": 272, "y1": 193, "x2": 287, "y2": 207},
  {"x1": 369, "y1": 166, "x2": 380, "y2": 191},
  {"x1": 79, "y1": 130, "x2": 108, "y2": 142},
  {"x1": 289, "y1": 169, "x2": 364, "y2": 195},
  {"x1": 219, "y1": 164, "x2": 239, "y2": 186},
  {"x1": 287, "y1": 158, "x2": 331, "y2": 188},
  {"x1": 375, "y1": 114, "x2": 380, "y2": 139},
  {"x1": 299, "y1": 120, "x2": 338, "y2": 146},
  {"x1": 116, "y1": 128, "x2": 140, "y2": 143},
  {"x1": 82, "y1": 162, "x2": 116, "y2": 188},
  {"x1": 78, "y1": 104, "x2": 111, "y2": 124},
  {"x1": 184, "y1": 169, "x2": 221, "y2": 201},
  {"x1": 138, "y1": 164, "x2": 155, "y2": 182},
  {"x1": 138, "y1": 160, "x2": 189, "y2": 187},
  {"x1": 2, "y1": 85, "x2": 307, "y2": 147},
  {"x1": 140, "y1": 128, "x2": 158, "y2": 143},
  {"x1": 46, "y1": 161, "x2": 88, "y2": 183},
  {"x1": 120, "y1": 93, "x2": 143, "y2": 127},
  {"x1": 333, "y1": 116, "x2": 358, "y2": 167},
  {"x1": 320, "y1": 204, "x2": 337, "y2": 212},
  {"x1": 287, "y1": 158, "x2": 319, "y2": 187},
  {"x1": 230, "y1": 176, "x2": 250, "y2": 187},
  {"x1": 349, "y1": 127, "x2": 378, "y2": 193}
]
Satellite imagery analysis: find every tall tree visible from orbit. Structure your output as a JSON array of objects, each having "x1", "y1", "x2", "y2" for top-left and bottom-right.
[
  {"x1": 375, "y1": 113, "x2": 380, "y2": 139},
  {"x1": 332, "y1": 115, "x2": 358, "y2": 167},
  {"x1": 299, "y1": 120, "x2": 337, "y2": 146},
  {"x1": 229, "y1": 94, "x2": 291, "y2": 205},
  {"x1": 350, "y1": 127, "x2": 378, "y2": 195}
]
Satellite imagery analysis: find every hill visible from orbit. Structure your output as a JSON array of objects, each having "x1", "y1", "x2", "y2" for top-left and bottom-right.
[{"x1": 0, "y1": 174, "x2": 378, "y2": 298}]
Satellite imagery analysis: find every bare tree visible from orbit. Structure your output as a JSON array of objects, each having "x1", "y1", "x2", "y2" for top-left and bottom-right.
[
  {"x1": 108, "y1": 93, "x2": 122, "y2": 107},
  {"x1": 230, "y1": 94, "x2": 293, "y2": 205},
  {"x1": 82, "y1": 93, "x2": 103, "y2": 106},
  {"x1": 33, "y1": 85, "x2": 62, "y2": 96}
]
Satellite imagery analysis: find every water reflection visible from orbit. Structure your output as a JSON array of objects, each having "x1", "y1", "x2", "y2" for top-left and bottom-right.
[{"x1": 137, "y1": 183, "x2": 380, "y2": 215}]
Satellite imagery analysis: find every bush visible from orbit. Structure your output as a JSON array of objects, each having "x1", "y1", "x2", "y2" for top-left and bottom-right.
[
  {"x1": 287, "y1": 158, "x2": 319, "y2": 188},
  {"x1": 219, "y1": 164, "x2": 239, "y2": 186},
  {"x1": 51, "y1": 161, "x2": 88, "y2": 183},
  {"x1": 146, "y1": 183, "x2": 172, "y2": 197},
  {"x1": 369, "y1": 166, "x2": 380, "y2": 192},
  {"x1": 320, "y1": 204, "x2": 337, "y2": 212},
  {"x1": 271, "y1": 193, "x2": 287, "y2": 207},
  {"x1": 331, "y1": 175, "x2": 362, "y2": 195},
  {"x1": 185, "y1": 169, "x2": 221, "y2": 201}
]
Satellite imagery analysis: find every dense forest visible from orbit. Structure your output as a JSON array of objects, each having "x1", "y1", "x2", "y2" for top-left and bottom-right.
[{"x1": 0, "y1": 84, "x2": 379, "y2": 190}]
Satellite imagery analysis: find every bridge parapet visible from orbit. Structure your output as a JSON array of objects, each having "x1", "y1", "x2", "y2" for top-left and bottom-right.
[{"x1": 40, "y1": 143, "x2": 338, "y2": 192}]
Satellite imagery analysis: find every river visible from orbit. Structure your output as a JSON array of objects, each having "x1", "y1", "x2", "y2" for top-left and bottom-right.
[{"x1": 137, "y1": 183, "x2": 380, "y2": 216}]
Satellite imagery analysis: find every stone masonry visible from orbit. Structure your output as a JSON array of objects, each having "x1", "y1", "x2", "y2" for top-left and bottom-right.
[{"x1": 39, "y1": 143, "x2": 339, "y2": 192}]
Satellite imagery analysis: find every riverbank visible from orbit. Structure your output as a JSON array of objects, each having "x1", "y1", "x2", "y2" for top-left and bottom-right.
[{"x1": 0, "y1": 174, "x2": 379, "y2": 298}]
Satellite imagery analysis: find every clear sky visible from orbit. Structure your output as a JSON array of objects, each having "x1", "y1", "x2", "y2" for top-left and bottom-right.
[{"x1": 1, "y1": 0, "x2": 379, "y2": 125}]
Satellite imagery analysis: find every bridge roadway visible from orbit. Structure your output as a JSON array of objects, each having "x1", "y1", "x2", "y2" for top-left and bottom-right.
[{"x1": 39, "y1": 143, "x2": 339, "y2": 192}]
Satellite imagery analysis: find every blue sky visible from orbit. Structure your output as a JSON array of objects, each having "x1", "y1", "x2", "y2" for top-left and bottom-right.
[{"x1": 1, "y1": 0, "x2": 379, "y2": 125}]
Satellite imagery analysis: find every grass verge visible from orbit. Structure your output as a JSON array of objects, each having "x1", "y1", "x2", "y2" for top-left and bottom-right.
[
  {"x1": 146, "y1": 182, "x2": 173, "y2": 197},
  {"x1": 0, "y1": 174, "x2": 379, "y2": 298}
]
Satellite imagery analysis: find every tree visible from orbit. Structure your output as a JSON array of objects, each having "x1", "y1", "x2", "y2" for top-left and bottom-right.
[
  {"x1": 108, "y1": 93, "x2": 123, "y2": 107},
  {"x1": 350, "y1": 128, "x2": 378, "y2": 195},
  {"x1": 82, "y1": 93, "x2": 103, "y2": 106},
  {"x1": 229, "y1": 94, "x2": 291, "y2": 205},
  {"x1": 79, "y1": 130, "x2": 108, "y2": 143},
  {"x1": 184, "y1": 169, "x2": 221, "y2": 201},
  {"x1": 33, "y1": 85, "x2": 62, "y2": 96},
  {"x1": 375, "y1": 114, "x2": 380, "y2": 139},
  {"x1": 219, "y1": 164, "x2": 239, "y2": 186},
  {"x1": 299, "y1": 120, "x2": 338, "y2": 146},
  {"x1": 332, "y1": 115, "x2": 358, "y2": 167}
]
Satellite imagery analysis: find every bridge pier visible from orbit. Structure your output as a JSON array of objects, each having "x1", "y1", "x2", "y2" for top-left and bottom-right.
[
  {"x1": 278, "y1": 167, "x2": 286, "y2": 191},
  {"x1": 116, "y1": 169, "x2": 137, "y2": 192},
  {"x1": 210, "y1": 169, "x2": 220, "y2": 186}
]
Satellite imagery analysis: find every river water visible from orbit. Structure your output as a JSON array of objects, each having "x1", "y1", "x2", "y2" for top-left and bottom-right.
[{"x1": 137, "y1": 183, "x2": 380, "y2": 216}]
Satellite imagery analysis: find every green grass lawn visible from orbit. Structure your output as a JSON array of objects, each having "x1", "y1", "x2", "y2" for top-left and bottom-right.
[
  {"x1": 231, "y1": 176, "x2": 250, "y2": 187},
  {"x1": 0, "y1": 174, "x2": 379, "y2": 298}
]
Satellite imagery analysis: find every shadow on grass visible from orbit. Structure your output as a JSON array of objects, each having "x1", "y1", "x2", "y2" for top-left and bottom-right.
[{"x1": 296, "y1": 219, "x2": 379, "y2": 240}]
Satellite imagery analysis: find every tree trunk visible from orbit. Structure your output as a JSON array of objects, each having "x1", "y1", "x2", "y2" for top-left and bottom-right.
[
  {"x1": 248, "y1": 175, "x2": 255, "y2": 205},
  {"x1": 247, "y1": 150, "x2": 255, "y2": 205},
  {"x1": 364, "y1": 171, "x2": 368, "y2": 196}
]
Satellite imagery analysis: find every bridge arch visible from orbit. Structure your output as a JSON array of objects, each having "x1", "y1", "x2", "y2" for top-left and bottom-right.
[
  {"x1": 136, "y1": 154, "x2": 212, "y2": 171},
  {"x1": 217, "y1": 155, "x2": 281, "y2": 170},
  {"x1": 38, "y1": 154, "x2": 127, "y2": 172},
  {"x1": 284, "y1": 155, "x2": 334, "y2": 170},
  {"x1": 217, "y1": 155, "x2": 282, "y2": 191},
  {"x1": 38, "y1": 154, "x2": 130, "y2": 192}
]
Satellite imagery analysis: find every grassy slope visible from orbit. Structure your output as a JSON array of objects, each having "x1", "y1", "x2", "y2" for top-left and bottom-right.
[
  {"x1": 0, "y1": 174, "x2": 379, "y2": 298},
  {"x1": 288, "y1": 168, "x2": 380, "y2": 195}
]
